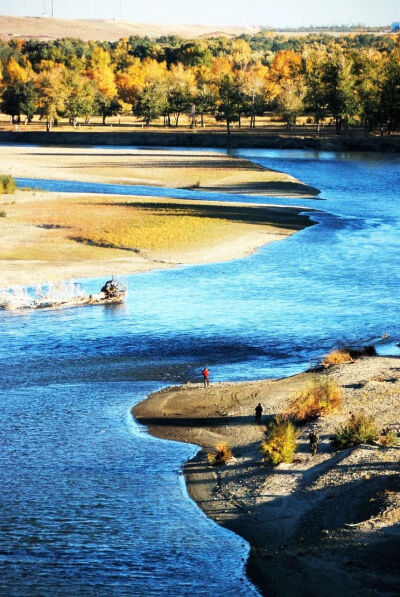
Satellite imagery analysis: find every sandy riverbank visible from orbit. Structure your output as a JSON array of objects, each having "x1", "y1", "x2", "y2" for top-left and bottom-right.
[
  {"x1": 0, "y1": 190, "x2": 313, "y2": 287},
  {"x1": 0, "y1": 145, "x2": 319, "y2": 287},
  {"x1": 0, "y1": 145, "x2": 320, "y2": 197},
  {"x1": 133, "y1": 356, "x2": 400, "y2": 596}
]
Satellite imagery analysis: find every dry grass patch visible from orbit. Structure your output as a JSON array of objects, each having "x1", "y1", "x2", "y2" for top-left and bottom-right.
[
  {"x1": 8, "y1": 196, "x2": 258, "y2": 255},
  {"x1": 286, "y1": 377, "x2": 343, "y2": 423},
  {"x1": 322, "y1": 349, "x2": 353, "y2": 366},
  {"x1": 0, "y1": 175, "x2": 16, "y2": 194}
]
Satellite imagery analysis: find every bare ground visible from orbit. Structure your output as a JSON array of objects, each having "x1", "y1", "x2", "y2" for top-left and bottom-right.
[
  {"x1": 133, "y1": 356, "x2": 400, "y2": 597},
  {"x1": 0, "y1": 16, "x2": 261, "y2": 42},
  {"x1": 0, "y1": 145, "x2": 320, "y2": 197}
]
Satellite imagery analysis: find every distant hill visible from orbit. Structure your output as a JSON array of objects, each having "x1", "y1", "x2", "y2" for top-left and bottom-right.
[{"x1": 0, "y1": 15, "x2": 261, "y2": 41}]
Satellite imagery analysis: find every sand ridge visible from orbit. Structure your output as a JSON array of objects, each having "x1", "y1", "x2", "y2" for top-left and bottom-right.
[{"x1": 133, "y1": 356, "x2": 400, "y2": 596}]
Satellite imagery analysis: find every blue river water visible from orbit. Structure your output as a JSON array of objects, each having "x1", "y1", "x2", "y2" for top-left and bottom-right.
[{"x1": 1, "y1": 147, "x2": 400, "y2": 596}]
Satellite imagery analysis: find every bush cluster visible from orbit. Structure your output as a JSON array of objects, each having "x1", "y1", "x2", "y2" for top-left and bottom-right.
[
  {"x1": 332, "y1": 413, "x2": 380, "y2": 449},
  {"x1": 322, "y1": 349, "x2": 353, "y2": 366},
  {"x1": 286, "y1": 378, "x2": 343, "y2": 423},
  {"x1": 0, "y1": 175, "x2": 16, "y2": 195},
  {"x1": 379, "y1": 430, "x2": 398, "y2": 447},
  {"x1": 260, "y1": 417, "x2": 299, "y2": 466},
  {"x1": 207, "y1": 442, "x2": 232, "y2": 466}
]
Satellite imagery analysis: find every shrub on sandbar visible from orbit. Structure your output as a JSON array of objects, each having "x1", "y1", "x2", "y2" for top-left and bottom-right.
[
  {"x1": 379, "y1": 430, "x2": 398, "y2": 447},
  {"x1": 260, "y1": 417, "x2": 298, "y2": 466},
  {"x1": 332, "y1": 413, "x2": 380, "y2": 449},
  {"x1": 0, "y1": 175, "x2": 16, "y2": 194},
  {"x1": 322, "y1": 349, "x2": 353, "y2": 366},
  {"x1": 207, "y1": 442, "x2": 232, "y2": 466},
  {"x1": 286, "y1": 378, "x2": 343, "y2": 423}
]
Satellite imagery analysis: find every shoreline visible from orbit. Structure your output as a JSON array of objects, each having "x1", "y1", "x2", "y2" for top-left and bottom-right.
[
  {"x1": 133, "y1": 357, "x2": 400, "y2": 596},
  {"x1": 1, "y1": 130, "x2": 400, "y2": 153}
]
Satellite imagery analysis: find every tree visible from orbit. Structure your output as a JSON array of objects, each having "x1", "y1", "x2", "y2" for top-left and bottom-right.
[
  {"x1": 133, "y1": 82, "x2": 167, "y2": 126},
  {"x1": 193, "y1": 83, "x2": 216, "y2": 127},
  {"x1": 352, "y1": 50, "x2": 384, "y2": 135},
  {"x1": 95, "y1": 95, "x2": 122, "y2": 125},
  {"x1": 35, "y1": 64, "x2": 67, "y2": 130},
  {"x1": 1, "y1": 80, "x2": 36, "y2": 123},
  {"x1": 215, "y1": 75, "x2": 243, "y2": 134},
  {"x1": 322, "y1": 53, "x2": 357, "y2": 134},
  {"x1": 275, "y1": 79, "x2": 304, "y2": 130},
  {"x1": 303, "y1": 50, "x2": 327, "y2": 132},
  {"x1": 4, "y1": 56, "x2": 29, "y2": 84},
  {"x1": 63, "y1": 72, "x2": 96, "y2": 125},
  {"x1": 86, "y1": 46, "x2": 117, "y2": 99},
  {"x1": 380, "y1": 54, "x2": 400, "y2": 135}
]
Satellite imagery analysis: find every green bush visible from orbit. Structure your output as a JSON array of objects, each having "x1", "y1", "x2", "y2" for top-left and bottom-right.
[
  {"x1": 261, "y1": 416, "x2": 299, "y2": 466},
  {"x1": 286, "y1": 377, "x2": 343, "y2": 423},
  {"x1": 332, "y1": 413, "x2": 380, "y2": 449},
  {"x1": 0, "y1": 175, "x2": 16, "y2": 194}
]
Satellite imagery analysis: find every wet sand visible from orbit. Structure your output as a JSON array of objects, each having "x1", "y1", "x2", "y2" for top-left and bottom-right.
[{"x1": 133, "y1": 356, "x2": 400, "y2": 596}]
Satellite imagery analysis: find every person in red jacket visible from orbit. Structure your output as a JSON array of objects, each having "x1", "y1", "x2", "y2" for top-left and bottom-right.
[{"x1": 201, "y1": 367, "x2": 210, "y2": 387}]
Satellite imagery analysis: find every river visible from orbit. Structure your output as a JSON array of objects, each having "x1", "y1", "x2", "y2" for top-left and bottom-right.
[{"x1": 1, "y1": 148, "x2": 400, "y2": 596}]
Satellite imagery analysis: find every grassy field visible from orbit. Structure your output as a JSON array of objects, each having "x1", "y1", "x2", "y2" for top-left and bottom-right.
[{"x1": 0, "y1": 193, "x2": 293, "y2": 263}]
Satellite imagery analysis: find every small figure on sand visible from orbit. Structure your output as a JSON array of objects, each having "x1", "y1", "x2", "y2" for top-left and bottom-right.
[
  {"x1": 202, "y1": 367, "x2": 210, "y2": 387},
  {"x1": 255, "y1": 403, "x2": 263, "y2": 424},
  {"x1": 308, "y1": 428, "x2": 319, "y2": 456}
]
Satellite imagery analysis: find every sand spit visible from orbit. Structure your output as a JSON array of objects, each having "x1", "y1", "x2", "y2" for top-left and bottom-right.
[
  {"x1": 133, "y1": 356, "x2": 400, "y2": 597},
  {"x1": 0, "y1": 145, "x2": 320, "y2": 197}
]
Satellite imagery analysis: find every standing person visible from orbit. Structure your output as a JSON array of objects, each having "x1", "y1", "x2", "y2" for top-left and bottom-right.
[
  {"x1": 201, "y1": 366, "x2": 210, "y2": 388},
  {"x1": 308, "y1": 428, "x2": 319, "y2": 456},
  {"x1": 255, "y1": 403, "x2": 263, "y2": 424}
]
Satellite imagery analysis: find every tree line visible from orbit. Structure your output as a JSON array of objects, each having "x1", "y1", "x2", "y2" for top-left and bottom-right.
[{"x1": 0, "y1": 32, "x2": 399, "y2": 135}]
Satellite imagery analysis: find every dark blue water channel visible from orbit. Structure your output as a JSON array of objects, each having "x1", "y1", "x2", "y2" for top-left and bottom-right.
[{"x1": 1, "y1": 147, "x2": 400, "y2": 596}]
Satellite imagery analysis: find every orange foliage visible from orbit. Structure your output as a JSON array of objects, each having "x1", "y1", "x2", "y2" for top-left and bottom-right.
[
  {"x1": 5, "y1": 56, "x2": 28, "y2": 83},
  {"x1": 270, "y1": 50, "x2": 302, "y2": 83},
  {"x1": 86, "y1": 46, "x2": 117, "y2": 98}
]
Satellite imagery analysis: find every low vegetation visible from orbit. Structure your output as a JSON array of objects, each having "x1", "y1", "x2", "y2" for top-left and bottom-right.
[
  {"x1": 0, "y1": 210, "x2": 6, "y2": 217},
  {"x1": 379, "y1": 430, "x2": 399, "y2": 447},
  {"x1": 0, "y1": 175, "x2": 16, "y2": 194},
  {"x1": 332, "y1": 413, "x2": 380, "y2": 449},
  {"x1": 322, "y1": 349, "x2": 353, "y2": 366},
  {"x1": 207, "y1": 442, "x2": 232, "y2": 466},
  {"x1": 4, "y1": 196, "x2": 258, "y2": 258},
  {"x1": 286, "y1": 377, "x2": 343, "y2": 423},
  {"x1": 261, "y1": 417, "x2": 299, "y2": 466}
]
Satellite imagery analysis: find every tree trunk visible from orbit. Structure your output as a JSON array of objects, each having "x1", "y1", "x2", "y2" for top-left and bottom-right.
[
  {"x1": 200, "y1": 113, "x2": 204, "y2": 127},
  {"x1": 103, "y1": 115, "x2": 106, "y2": 125},
  {"x1": 46, "y1": 120, "x2": 52, "y2": 132},
  {"x1": 175, "y1": 112, "x2": 180, "y2": 127},
  {"x1": 226, "y1": 119, "x2": 231, "y2": 134}
]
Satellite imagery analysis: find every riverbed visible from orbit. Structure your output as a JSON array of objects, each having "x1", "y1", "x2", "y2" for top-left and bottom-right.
[{"x1": 1, "y1": 148, "x2": 400, "y2": 595}]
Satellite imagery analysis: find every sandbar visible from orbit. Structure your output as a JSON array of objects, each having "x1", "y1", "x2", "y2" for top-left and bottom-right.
[{"x1": 134, "y1": 356, "x2": 400, "y2": 596}]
